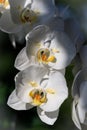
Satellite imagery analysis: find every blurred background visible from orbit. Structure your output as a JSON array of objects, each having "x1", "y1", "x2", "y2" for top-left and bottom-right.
[{"x1": 0, "y1": 0, "x2": 87, "y2": 130}]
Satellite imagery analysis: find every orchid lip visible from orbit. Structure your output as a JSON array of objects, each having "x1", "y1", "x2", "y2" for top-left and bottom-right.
[
  {"x1": 28, "y1": 81, "x2": 38, "y2": 87},
  {"x1": 20, "y1": 7, "x2": 39, "y2": 24},
  {"x1": 36, "y1": 48, "x2": 56, "y2": 64},
  {"x1": 29, "y1": 89, "x2": 47, "y2": 106}
]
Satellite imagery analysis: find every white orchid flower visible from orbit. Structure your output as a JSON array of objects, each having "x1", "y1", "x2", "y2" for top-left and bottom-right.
[
  {"x1": 72, "y1": 68, "x2": 87, "y2": 130},
  {"x1": 0, "y1": 0, "x2": 10, "y2": 13},
  {"x1": 14, "y1": 25, "x2": 76, "y2": 71},
  {"x1": 7, "y1": 65, "x2": 68, "y2": 125},
  {"x1": 0, "y1": 0, "x2": 55, "y2": 45}
]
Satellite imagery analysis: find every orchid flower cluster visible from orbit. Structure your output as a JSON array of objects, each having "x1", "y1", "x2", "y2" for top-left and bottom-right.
[{"x1": 0, "y1": 0, "x2": 87, "y2": 129}]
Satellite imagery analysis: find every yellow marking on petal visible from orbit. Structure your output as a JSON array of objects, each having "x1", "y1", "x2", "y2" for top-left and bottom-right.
[
  {"x1": 33, "y1": 98, "x2": 42, "y2": 105},
  {"x1": 47, "y1": 55, "x2": 56, "y2": 63},
  {"x1": 34, "y1": 10, "x2": 40, "y2": 15},
  {"x1": 28, "y1": 81, "x2": 38, "y2": 87},
  {"x1": 35, "y1": 43, "x2": 41, "y2": 48},
  {"x1": 46, "y1": 88, "x2": 55, "y2": 94},
  {"x1": 51, "y1": 48, "x2": 60, "y2": 53}
]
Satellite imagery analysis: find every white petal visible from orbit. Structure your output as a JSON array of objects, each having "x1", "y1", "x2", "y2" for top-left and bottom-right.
[
  {"x1": 15, "y1": 65, "x2": 48, "y2": 102},
  {"x1": 40, "y1": 71, "x2": 68, "y2": 112},
  {"x1": 31, "y1": 0, "x2": 55, "y2": 23},
  {"x1": 26, "y1": 25, "x2": 49, "y2": 58},
  {"x1": 24, "y1": 0, "x2": 31, "y2": 7},
  {"x1": 9, "y1": 34, "x2": 16, "y2": 48},
  {"x1": 49, "y1": 68, "x2": 66, "y2": 76},
  {"x1": 59, "y1": 69, "x2": 66, "y2": 75},
  {"x1": 40, "y1": 75, "x2": 49, "y2": 88},
  {"x1": 16, "y1": 83, "x2": 33, "y2": 103},
  {"x1": 49, "y1": 31, "x2": 76, "y2": 70},
  {"x1": 9, "y1": 0, "x2": 26, "y2": 8},
  {"x1": 72, "y1": 100, "x2": 81, "y2": 130},
  {"x1": 11, "y1": 30, "x2": 25, "y2": 43},
  {"x1": 9, "y1": 31, "x2": 25, "y2": 47},
  {"x1": 14, "y1": 47, "x2": 30, "y2": 71},
  {"x1": 79, "y1": 45, "x2": 87, "y2": 68},
  {"x1": 72, "y1": 70, "x2": 81, "y2": 98},
  {"x1": 77, "y1": 104, "x2": 86, "y2": 124},
  {"x1": 0, "y1": 10, "x2": 22, "y2": 33},
  {"x1": 9, "y1": 0, "x2": 28, "y2": 23},
  {"x1": 26, "y1": 25, "x2": 49, "y2": 43},
  {"x1": 79, "y1": 81, "x2": 87, "y2": 110},
  {"x1": 37, "y1": 107, "x2": 59, "y2": 125},
  {"x1": 16, "y1": 65, "x2": 48, "y2": 84},
  {"x1": 72, "y1": 68, "x2": 87, "y2": 98},
  {"x1": 7, "y1": 90, "x2": 33, "y2": 110}
]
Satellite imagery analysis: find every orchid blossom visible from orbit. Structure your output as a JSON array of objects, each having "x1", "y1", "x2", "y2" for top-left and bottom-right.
[
  {"x1": 14, "y1": 25, "x2": 76, "y2": 71},
  {"x1": 72, "y1": 68, "x2": 87, "y2": 130},
  {"x1": 0, "y1": 0, "x2": 55, "y2": 45},
  {"x1": 7, "y1": 65, "x2": 68, "y2": 125}
]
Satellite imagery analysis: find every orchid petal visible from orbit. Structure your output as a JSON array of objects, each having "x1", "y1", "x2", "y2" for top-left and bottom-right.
[
  {"x1": 31, "y1": 0, "x2": 55, "y2": 23},
  {"x1": 79, "y1": 81, "x2": 87, "y2": 111},
  {"x1": 0, "y1": 10, "x2": 22, "y2": 33},
  {"x1": 37, "y1": 107, "x2": 59, "y2": 125},
  {"x1": 15, "y1": 65, "x2": 48, "y2": 103},
  {"x1": 14, "y1": 47, "x2": 30, "y2": 71},
  {"x1": 40, "y1": 71, "x2": 68, "y2": 112},
  {"x1": 49, "y1": 31, "x2": 76, "y2": 70},
  {"x1": 72, "y1": 68, "x2": 87, "y2": 98},
  {"x1": 7, "y1": 90, "x2": 33, "y2": 110},
  {"x1": 26, "y1": 25, "x2": 49, "y2": 58},
  {"x1": 9, "y1": 0, "x2": 31, "y2": 23},
  {"x1": 72, "y1": 100, "x2": 81, "y2": 130},
  {"x1": 77, "y1": 104, "x2": 85, "y2": 124}
]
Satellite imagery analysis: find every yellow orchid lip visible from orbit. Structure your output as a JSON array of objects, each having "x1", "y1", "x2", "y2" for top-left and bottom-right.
[
  {"x1": 37, "y1": 48, "x2": 56, "y2": 64},
  {"x1": 29, "y1": 87, "x2": 56, "y2": 106},
  {"x1": 20, "y1": 7, "x2": 39, "y2": 24},
  {"x1": 29, "y1": 89, "x2": 47, "y2": 106},
  {"x1": 28, "y1": 81, "x2": 38, "y2": 87}
]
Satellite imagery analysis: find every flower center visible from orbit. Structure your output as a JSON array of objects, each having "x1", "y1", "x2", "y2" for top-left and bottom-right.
[
  {"x1": 29, "y1": 89, "x2": 47, "y2": 106},
  {"x1": 37, "y1": 48, "x2": 56, "y2": 64},
  {"x1": 20, "y1": 7, "x2": 39, "y2": 24},
  {"x1": 0, "y1": 0, "x2": 9, "y2": 9}
]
